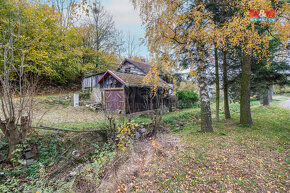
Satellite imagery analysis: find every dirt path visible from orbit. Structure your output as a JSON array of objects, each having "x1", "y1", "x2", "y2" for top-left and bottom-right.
[{"x1": 275, "y1": 95, "x2": 290, "y2": 109}]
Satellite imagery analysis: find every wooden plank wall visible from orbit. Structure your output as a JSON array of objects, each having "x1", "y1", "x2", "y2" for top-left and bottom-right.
[
  {"x1": 99, "y1": 75, "x2": 123, "y2": 89},
  {"x1": 82, "y1": 74, "x2": 103, "y2": 89}
]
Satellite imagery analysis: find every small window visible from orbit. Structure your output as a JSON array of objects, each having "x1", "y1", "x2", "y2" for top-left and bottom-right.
[{"x1": 125, "y1": 68, "x2": 131, "y2": 73}]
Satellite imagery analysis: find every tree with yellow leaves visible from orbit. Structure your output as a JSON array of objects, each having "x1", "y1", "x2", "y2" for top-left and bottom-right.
[
  {"x1": 132, "y1": 0, "x2": 289, "y2": 130},
  {"x1": 132, "y1": 0, "x2": 219, "y2": 132},
  {"x1": 220, "y1": 0, "x2": 289, "y2": 125},
  {"x1": 0, "y1": 0, "x2": 64, "y2": 162}
]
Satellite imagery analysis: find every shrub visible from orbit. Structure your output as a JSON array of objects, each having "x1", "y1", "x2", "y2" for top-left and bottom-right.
[
  {"x1": 176, "y1": 90, "x2": 199, "y2": 109},
  {"x1": 250, "y1": 95, "x2": 258, "y2": 101},
  {"x1": 79, "y1": 89, "x2": 91, "y2": 101},
  {"x1": 274, "y1": 86, "x2": 290, "y2": 94},
  {"x1": 116, "y1": 121, "x2": 138, "y2": 151},
  {"x1": 162, "y1": 110, "x2": 200, "y2": 125}
]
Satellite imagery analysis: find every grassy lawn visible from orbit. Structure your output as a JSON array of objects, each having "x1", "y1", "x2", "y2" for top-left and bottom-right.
[
  {"x1": 0, "y1": 98, "x2": 289, "y2": 192},
  {"x1": 0, "y1": 93, "x2": 108, "y2": 136},
  {"x1": 123, "y1": 101, "x2": 290, "y2": 192}
]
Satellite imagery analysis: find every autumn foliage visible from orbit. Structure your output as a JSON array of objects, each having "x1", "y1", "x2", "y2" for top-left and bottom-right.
[
  {"x1": 0, "y1": 0, "x2": 121, "y2": 86},
  {"x1": 132, "y1": 0, "x2": 289, "y2": 129}
]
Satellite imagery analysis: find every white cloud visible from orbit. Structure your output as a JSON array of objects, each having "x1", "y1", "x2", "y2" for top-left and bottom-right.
[{"x1": 102, "y1": 0, "x2": 141, "y2": 27}]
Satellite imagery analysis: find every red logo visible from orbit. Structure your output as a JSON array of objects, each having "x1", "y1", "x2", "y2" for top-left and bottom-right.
[
  {"x1": 250, "y1": 9, "x2": 277, "y2": 22},
  {"x1": 250, "y1": 9, "x2": 276, "y2": 18}
]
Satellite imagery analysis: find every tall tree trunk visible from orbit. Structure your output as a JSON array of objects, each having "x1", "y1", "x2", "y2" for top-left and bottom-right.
[
  {"x1": 269, "y1": 84, "x2": 273, "y2": 101},
  {"x1": 0, "y1": 117, "x2": 30, "y2": 162},
  {"x1": 6, "y1": 120, "x2": 20, "y2": 161},
  {"x1": 214, "y1": 45, "x2": 220, "y2": 122},
  {"x1": 8, "y1": 132, "x2": 19, "y2": 161},
  {"x1": 240, "y1": 53, "x2": 252, "y2": 125},
  {"x1": 262, "y1": 86, "x2": 271, "y2": 106},
  {"x1": 197, "y1": 43, "x2": 213, "y2": 132},
  {"x1": 222, "y1": 51, "x2": 231, "y2": 119}
]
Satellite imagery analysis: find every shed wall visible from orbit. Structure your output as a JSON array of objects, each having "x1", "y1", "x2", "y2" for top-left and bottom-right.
[
  {"x1": 91, "y1": 87, "x2": 102, "y2": 104},
  {"x1": 82, "y1": 74, "x2": 104, "y2": 89}
]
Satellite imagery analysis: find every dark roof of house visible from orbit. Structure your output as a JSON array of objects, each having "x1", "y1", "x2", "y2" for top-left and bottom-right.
[
  {"x1": 121, "y1": 59, "x2": 152, "y2": 74},
  {"x1": 84, "y1": 59, "x2": 152, "y2": 78},
  {"x1": 98, "y1": 70, "x2": 169, "y2": 89}
]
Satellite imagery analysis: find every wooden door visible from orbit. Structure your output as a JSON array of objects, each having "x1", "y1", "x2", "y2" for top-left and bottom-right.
[{"x1": 104, "y1": 88, "x2": 125, "y2": 112}]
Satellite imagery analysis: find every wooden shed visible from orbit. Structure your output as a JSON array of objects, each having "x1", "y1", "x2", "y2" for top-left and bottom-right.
[
  {"x1": 97, "y1": 70, "x2": 170, "y2": 113},
  {"x1": 82, "y1": 72, "x2": 105, "y2": 103}
]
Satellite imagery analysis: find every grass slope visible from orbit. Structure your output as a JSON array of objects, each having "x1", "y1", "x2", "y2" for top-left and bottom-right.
[{"x1": 124, "y1": 102, "x2": 290, "y2": 192}]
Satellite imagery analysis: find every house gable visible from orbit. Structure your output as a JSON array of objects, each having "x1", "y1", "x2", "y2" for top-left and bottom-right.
[
  {"x1": 119, "y1": 59, "x2": 151, "y2": 75},
  {"x1": 98, "y1": 71, "x2": 125, "y2": 89}
]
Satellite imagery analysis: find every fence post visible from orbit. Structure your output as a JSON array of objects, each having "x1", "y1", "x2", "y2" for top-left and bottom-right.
[{"x1": 74, "y1": 93, "x2": 79, "y2": 107}]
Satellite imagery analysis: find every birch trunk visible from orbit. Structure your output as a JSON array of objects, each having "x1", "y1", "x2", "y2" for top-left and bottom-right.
[{"x1": 197, "y1": 43, "x2": 213, "y2": 132}]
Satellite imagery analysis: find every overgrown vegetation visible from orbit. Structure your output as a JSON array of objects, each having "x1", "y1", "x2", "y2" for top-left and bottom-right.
[{"x1": 0, "y1": 131, "x2": 108, "y2": 192}]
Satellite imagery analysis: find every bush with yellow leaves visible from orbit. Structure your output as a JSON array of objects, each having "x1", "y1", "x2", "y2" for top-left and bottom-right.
[{"x1": 116, "y1": 121, "x2": 139, "y2": 151}]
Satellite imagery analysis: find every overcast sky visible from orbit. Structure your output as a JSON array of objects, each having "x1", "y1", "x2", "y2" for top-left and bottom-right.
[{"x1": 101, "y1": 0, "x2": 149, "y2": 58}]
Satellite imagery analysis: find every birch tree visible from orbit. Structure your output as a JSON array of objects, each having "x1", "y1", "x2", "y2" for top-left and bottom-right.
[{"x1": 132, "y1": 0, "x2": 215, "y2": 132}]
